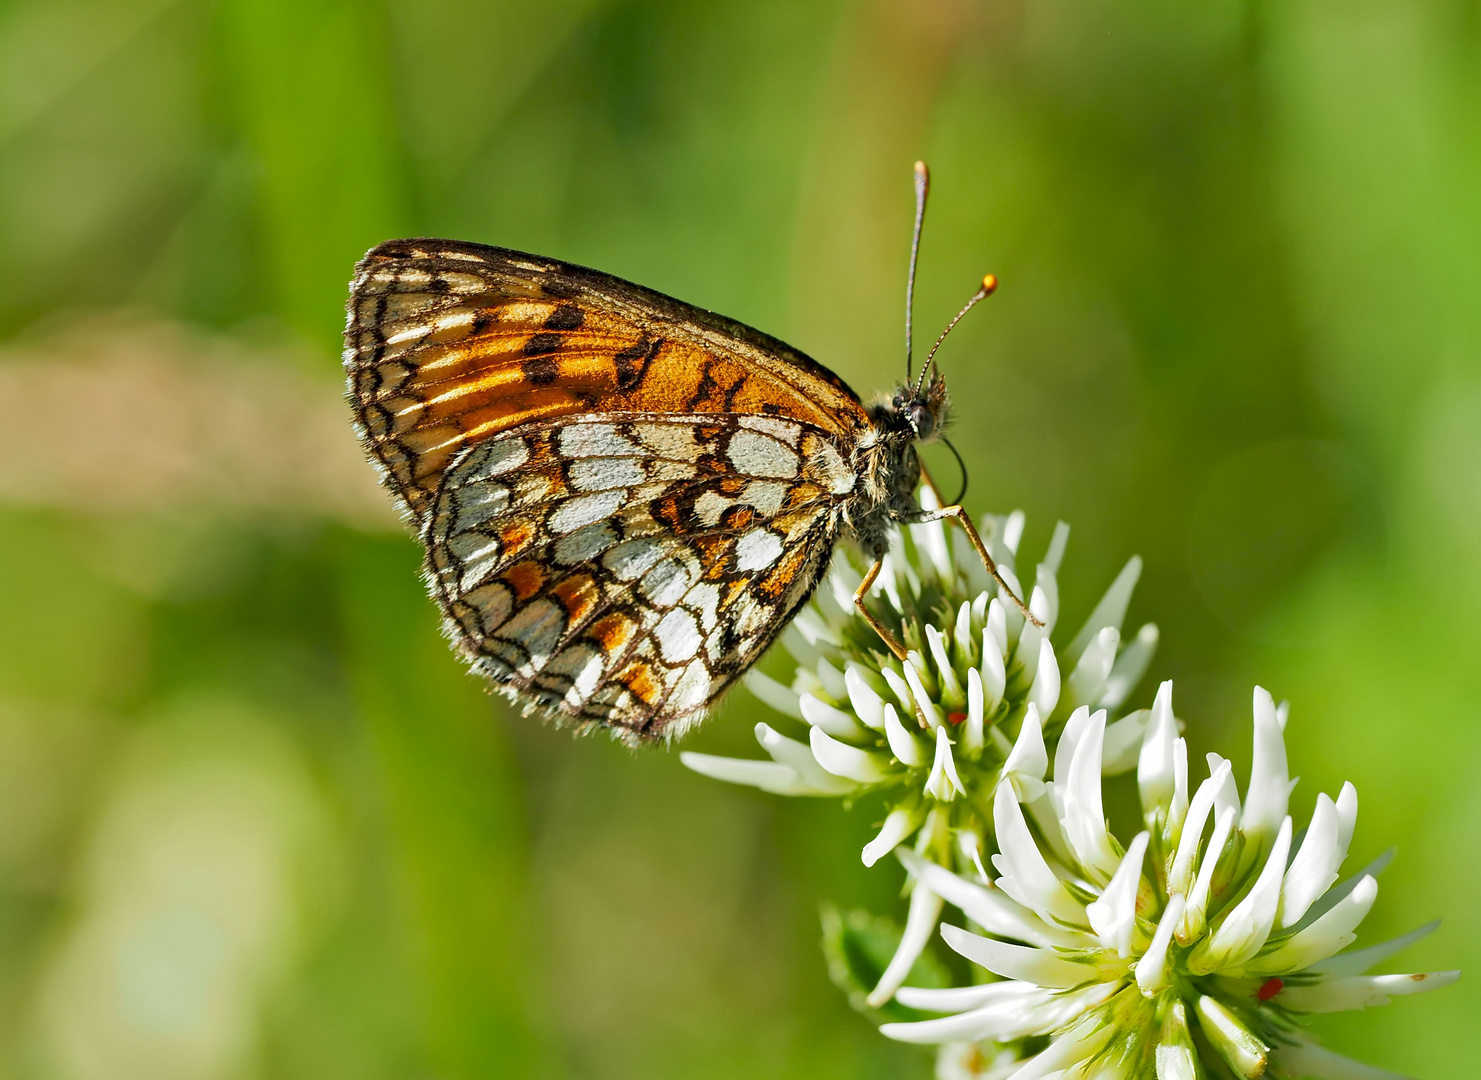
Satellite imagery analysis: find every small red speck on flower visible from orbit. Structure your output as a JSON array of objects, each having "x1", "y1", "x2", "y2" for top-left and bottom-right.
[
  {"x1": 948, "y1": 712, "x2": 968, "y2": 725},
  {"x1": 1257, "y1": 978, "x2": 1284, "y2": 1001}
]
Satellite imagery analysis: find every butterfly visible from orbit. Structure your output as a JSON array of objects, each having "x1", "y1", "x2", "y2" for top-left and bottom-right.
[{"x1": 344, "y1": 163, "x2": 1034, "y2": 744}]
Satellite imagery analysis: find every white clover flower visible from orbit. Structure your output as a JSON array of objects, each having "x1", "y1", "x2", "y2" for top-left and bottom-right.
[
  {"x1": 879, "y1": 683, "x2": 1457, "y2": 1080},
  {"x1": 682, "y1": 492, "x2": 1159, "y2": 869}
]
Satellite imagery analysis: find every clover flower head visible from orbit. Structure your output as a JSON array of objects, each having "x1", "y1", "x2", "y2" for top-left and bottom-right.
[
  {"x1": 681, "y1": 494, "x2": 1455, "y2": 1076},
  {"x1": 881, "y1": 683, "x2": 1457, "y2": 1080},
  {"x1": 682, "y1": 493, "x2": 1160, "y2": 870}
]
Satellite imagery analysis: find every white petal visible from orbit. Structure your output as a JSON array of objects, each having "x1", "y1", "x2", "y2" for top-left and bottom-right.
[
  {"x1": 877, "y1": 548, "x2": 904, "y2": 612},
  {"x1": 1015, "y1": 619, "x2": 1044, "y2": 684},
  {"x1": 809, "y1": 726, "x2": 892, "y2": 784},
  {"x1": 896, "y1": 979, "x2": 1046, "y2": 1012},
  {"x1": 883, "y1": 984, "x2": 1112, "y2": 1047},
  {"x1": 1194, "y1": 996, "x2": 1267, "y2": 1078},
  {"x1": 990, "y1": 780, "x2": 1085, "y2": 925},
  {"x1": 1067, "y1": 555, "x2": 1143, "y2": 659},
  {"x1": 1281, "y1": 792, "x2": 1342, "y2": 928},
  {"x1": 881, "y1": 990, "x2": 1054, "y2": 1044},
  {"x1": 1043, "y1": 519, "x2": 1070, "y2": 572},
  {"x1": 1087, "y1": 831, "x2": 1149, "y2": 956},
  {"x1": 1027, "y1": 638, "x2": 1061, "y2": 717},
  {"x1": 1000, "y1": 509, "x2": 1026, "y2": 555},
  {"x1": 957, "y1": 829, "x2": 989, "y2": 881},
  {"x1": 940, "y1": 925, "x2": 1098, "y2": 988},
  {"x1": 925, "y1": 726, "x2": 965, "y2": 801},
  {"x1": 1241, "y1": 876, "x2": 1379, "y2": 976},
  {"x1": 866, "y1": 879, "x2": 943, "y2": 1006},
  {"x1": 815, "y1": 656, "x2": 848, "y2": 699},
  {"x1": 1100, "y1": 708, "x2": 1151, "y2": 775},
  {"x1": 1062, "y1": 709, "x2": 1120, "y2": 882},
  {"x1": 844, "y1": 663, "x2": 887, "y2": 730},
  {"x1": 880, "y1": 665, "x2": 914, "y2": 713},
  {"x1": 754, "y1": 722, "x2": 857, "y2": 794},
  {"x1": 1276, "y1": 971, "x2": 1460, "y2": 1013},
  {"x1": 1053, "y1": 706, "x2": 1092, "y2": 793},
  {"x1": 986, "y1": 597, "x2": 1008, "y2": 660},
  {"x1": 1335, "y1": 780, "x2": 1358, "y2": 855},
  {"x1": 1136, "y1": 894, "x2": 1185, "y2": 995},
  {"x1": 926, "y1": 625, "x2": 958, "y2": 690},
  {"x1": 910, "y1": 500, "x2": 952, "y2": 581},
  {"x1": 904, "y1": 659, "x2": 943, "y2": 730},
  {"x1": 1241, "y1": 686, "x2": 1290, "y2": 843},
  {"x1": 1291, "y1": 850, "x2": 1391, "y2": 933},
  {"x1": 1138, "y1": 681, "x2": 1176, "y2": 826},
  {"x1": 1272, "y1": 1037, "x2": 1413, "y2": 1080},
  {"x1": 1067, "y1": 626, "x2": 1118, "y2": 710},
  {"x1": 981, "y1": 626, "x2": 1007, "y2": 712},
  {"x1": 1170, "y1": 737, "x2": 1189, "y2": 840},
  {"x1": 1179, "y1": 807, "x2": 1236, "y2": 945},
  {"x1": 862, "y1": 807, "x2": 922, "y2": 866},
  {"x1": 1207, "y1": 753, "x2": 1241, "y2": 823},
  {"x1": 678, "y1": 753, "x2": 813, "y2": 795},
  {"x1": 884, "y1": 703, "x2": 927, "y2": 767},
  {"x1": 1101, "y1": 622, "x2": 1158, "y2": 710},
  {"x1": 1309, "y1": 920, "x2": 1440, "y2": 977},
  {"x1": 1007, "y1": 1012, "x2": 1116, "y2": 1080},
  {"x1": 1004, "y1": 702, "x2": 1048, "y2": 782},
  {"x1": 964, "y1": 667, "x2": 986, "y2": 754},
  {"x1": 1167, "y1": 760, "x2": 1230, "y2": 897},
  {"x1": 743, "y1": 669, "x2": 804, "y2": 719},
  {"x1": 1192, "y1": 816, "x2": 1292, "y2": 972},
  {"x1": 897, "y1": 849, "x2": 1081, "y2": 949},
  {"x1": 793, "y1": 607, "x2": 840, "y2": 648},
  {"x1": 1154, "y1": 1000, "x2": 1197, "y2": 1080},
  {"x1": 953, "y1": 601, "x2": 976, "y2": 666},
  {"x1": 800, "y1": 692, "x2": 868, "y2": 739}
]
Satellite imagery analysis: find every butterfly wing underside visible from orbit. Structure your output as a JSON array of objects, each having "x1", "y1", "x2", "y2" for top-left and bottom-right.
[
  {"x1": 427, "y1": 413, "x2": 854, "y2": 738},
  {"x1": 344, "y1": 239, "x2": 871, "y2": 740}
]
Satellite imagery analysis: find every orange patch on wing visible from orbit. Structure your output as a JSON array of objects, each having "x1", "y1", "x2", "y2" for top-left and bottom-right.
[
  {"x1": 756, "y1": 545, "x2": 807, "y2": 603},
  {"x1": 502, "y1": 560, "x2": 547, "y2": 602},
  {"x1": 721, "y1": 579, "x2": 750, "y2": 610},
  {"x1": 695, "y1": 536, "x2": 732, "y2": 580},
  {"x1": 588, "y1": 613, "x2": 637, "y2": 654},
  {"x1": 550, "y1": 574, "x2": 599, "y2": 624},
  {"x1": 616, "y1": 661, "x2": 661, "y2": 706},
  {"x1": 501, "y1": 519, "x2": 536, "y2": 557},
  {"x1": 719, "y1": 504, "x2": 757, "y2": 530}
]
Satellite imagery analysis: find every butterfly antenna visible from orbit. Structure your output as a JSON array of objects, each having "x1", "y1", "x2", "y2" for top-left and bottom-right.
[
  {"x1": 904, "y1": 161, "x2": 930, "y2": 384},
  {"x1": 914, "y1": 273, "x2": 999, "y2": 397}
]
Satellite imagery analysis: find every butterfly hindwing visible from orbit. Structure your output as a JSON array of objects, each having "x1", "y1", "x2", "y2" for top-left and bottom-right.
[
  {"x1": 345, "y1": 239, "x2": 871, "y2": 520},
  {"x1": 424, "y1": 413, "x2": 856, "y2": 740}
]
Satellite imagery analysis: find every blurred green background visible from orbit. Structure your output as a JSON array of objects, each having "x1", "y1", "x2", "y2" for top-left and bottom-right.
[{"x1": 0, "y1": 0, "x2": 1475, "y2": 1076}]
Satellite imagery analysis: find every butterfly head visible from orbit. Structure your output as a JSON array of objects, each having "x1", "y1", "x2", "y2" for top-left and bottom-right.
[{"x1": 888, "y1": 368, "x2": 950, "y2": 444}]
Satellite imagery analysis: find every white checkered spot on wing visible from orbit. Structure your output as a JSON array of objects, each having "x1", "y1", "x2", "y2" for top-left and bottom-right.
[{"x1": 423, "y1": 411, "x2": 859, "y2": 742}]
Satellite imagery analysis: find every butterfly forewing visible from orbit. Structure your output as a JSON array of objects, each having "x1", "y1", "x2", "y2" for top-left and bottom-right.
[
  {"x1": 346, "y1": 239, "x2": 868, "y2": 520},
  {"x1": 345, "y1": 239, "x2": 875, "y2": 741}
]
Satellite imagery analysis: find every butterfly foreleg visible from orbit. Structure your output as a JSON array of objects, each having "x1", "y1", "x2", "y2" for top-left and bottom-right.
[
  {"x1": 853, "y1": 560, "x2": 910, "y2": 662},
  {"x1": 911, "y1": 504, "x2": 1044, "y2": 628}
]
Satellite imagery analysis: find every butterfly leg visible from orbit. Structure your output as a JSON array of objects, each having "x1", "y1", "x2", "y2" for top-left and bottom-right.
[
  {"x1": 915, "y1": 505, "x2": 1044, "y2": 628},
  {"x1": 853, "y1": 560, "x2": 909, "y2": 661}
]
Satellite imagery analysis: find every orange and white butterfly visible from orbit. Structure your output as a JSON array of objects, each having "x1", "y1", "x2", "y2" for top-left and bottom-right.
[{"x1": 344, "y1": 164, "x2": 1030, "y2": 743}]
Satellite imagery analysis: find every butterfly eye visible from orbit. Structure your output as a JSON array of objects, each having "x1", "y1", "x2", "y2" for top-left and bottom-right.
[{"x1": 907, "y1": 403, "x2": 934, "y2": 439}]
